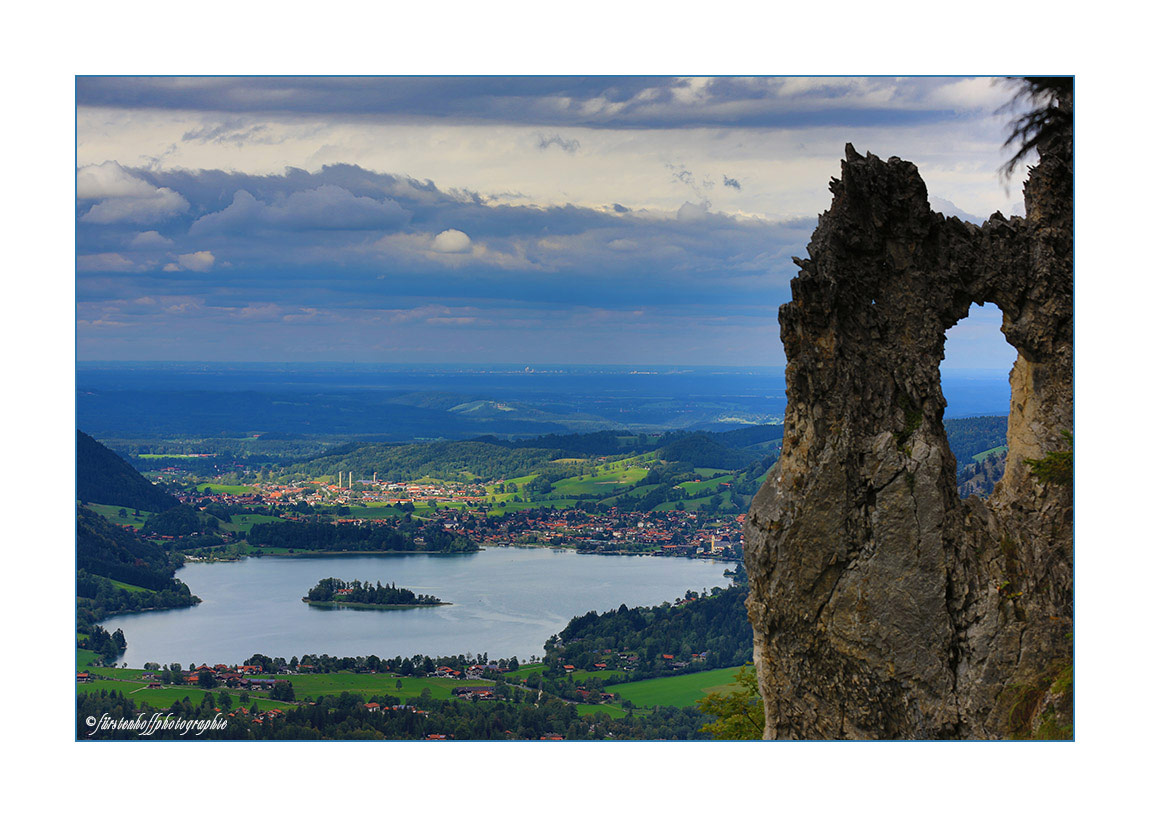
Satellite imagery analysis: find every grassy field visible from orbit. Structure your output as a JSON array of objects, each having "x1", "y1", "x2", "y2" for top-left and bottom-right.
[
  {"x1": 550, "y1": 467, "x2": 649, "y2": 498},
  {"x1": 484, "y1": 498, "x2": 582, "y2": 517},
  {"x1": 674, "y1": 473, "x2": 735, "y2": 496},
  {"x1": 569, "y1": 669, "x2": 626, "y2": 683},
  {"x1": 220, "y1": 513, "x2": 282, "y2": 534},
  {"x1": 289, "y1": 672, "x2": 489, "y2": 701},
  {"x1": 576, "y1": 701, "x2": 635, "y2": 719},
  {"x1": 77, "y1": 644, "x2": 741, "y2": 721},
  {"x1": 85, "y1": 503, "x2": 153, "y2": 528},
  {"x1": 77, "y1": 648, "x2": 142, "y2": 679},
  {"x1": 138, "y1": 453, "x2": 214, "y2": 459},
  {"x1": 196, "y1": 483, "x2": 254, "y2": 495},
  {"x1": 78, "y1": 643, "x2": 490, "y2": 709},
  {"x1": 502, "y1": 663, "x2": 548, "y2": 681},
  {"x1": 108, "y1": 579, "x2": 151, "y2": 594},
  {"x1": 605, "y1": 666, "x2": 743, "y2": 708},
  {"x1": 80, "y1": 678, "x2": 302, "y2": 711},
  {"x1": 973, "y1": 445, "x2": 1008, "y2": 463},
  {"x1": 653, "y1": 490, "x2": 738, "y2": 513}
]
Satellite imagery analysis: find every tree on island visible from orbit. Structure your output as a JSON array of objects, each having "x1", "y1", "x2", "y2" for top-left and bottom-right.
[{"x1": 304, "y1": 577, "x2": 445, "y2": 607}]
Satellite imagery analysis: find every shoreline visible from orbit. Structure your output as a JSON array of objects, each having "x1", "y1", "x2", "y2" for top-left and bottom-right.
[
  {"x1": 302, "y1": 598, "x2": 451, "y2": 610},
  {"x1": 253, "y1": 548, "x2": 482, "y2": 558}
]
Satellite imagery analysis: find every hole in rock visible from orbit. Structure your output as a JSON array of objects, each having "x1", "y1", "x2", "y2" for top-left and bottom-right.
[{"x1": 941, "y1": 303, "x2": 1014, "y2": 498}]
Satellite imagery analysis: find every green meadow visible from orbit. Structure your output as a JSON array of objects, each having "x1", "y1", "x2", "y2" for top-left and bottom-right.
[
  {"x1": 196, "y1": 483, "x2": 254, "y2": 495},
  {"x1": 973, "y1": 445, "x2": 1008, "y2": 463},
  {"x1": 84, "y1": 503, "x2": 153, "y2": 528},
  {"x1": 80, "y1": 678, "x2": 302, "y2": 711},
  {"x1": 289, "y1": 672, "x2": 489, "y2": 701},
  {"x1": 605, "y1": 665, "x2": 743, "y2": 708},
  {"x1": 220, "y1": 513, "x2": 283, "y2": 534},
  {"x1": 138, "y1": 453, "x2": 213, "y2": 459}
]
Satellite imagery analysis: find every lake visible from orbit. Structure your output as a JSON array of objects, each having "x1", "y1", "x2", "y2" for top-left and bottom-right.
[{"x1": 102, "y1": 547, "x2": 733, "y2": 667}]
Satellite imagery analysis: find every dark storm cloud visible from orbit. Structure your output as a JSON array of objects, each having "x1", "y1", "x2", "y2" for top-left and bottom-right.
[
  {"x1": 77, "y1": 76, "x2": 976, "y2": 130},
  {"x1": 77, "y1": 76, "x2": 683, "y2": 123}
]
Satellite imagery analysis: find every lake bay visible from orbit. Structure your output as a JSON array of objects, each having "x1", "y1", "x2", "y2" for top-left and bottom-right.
[{"x1": 102, "y1": 547, "x2": 732, "y2": 667}]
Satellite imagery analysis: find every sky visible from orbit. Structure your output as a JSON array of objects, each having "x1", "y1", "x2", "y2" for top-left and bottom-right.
[{"x1": 76, "y1": 76, "x2": 1030, "y2": 367}]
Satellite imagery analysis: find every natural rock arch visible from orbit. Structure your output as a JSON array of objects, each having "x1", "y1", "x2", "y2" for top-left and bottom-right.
[{"x1": 743, "y1": 127, "x2": 1072, "y2": 738}]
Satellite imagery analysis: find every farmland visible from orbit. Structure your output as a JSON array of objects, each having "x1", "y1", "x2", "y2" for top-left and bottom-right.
[{"x1": 604, "y1": 665, "x2": 744, "y2": 708}]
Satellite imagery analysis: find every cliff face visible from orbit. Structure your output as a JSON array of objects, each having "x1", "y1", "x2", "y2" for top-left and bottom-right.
[{"x1": 744, "y1": 120, "x2": 1072, "y2": 738}]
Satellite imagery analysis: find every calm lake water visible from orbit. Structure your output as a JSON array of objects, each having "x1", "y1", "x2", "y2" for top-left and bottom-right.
[{"x1": 102, "y1": 547, "x2": 732, "y2": 667}]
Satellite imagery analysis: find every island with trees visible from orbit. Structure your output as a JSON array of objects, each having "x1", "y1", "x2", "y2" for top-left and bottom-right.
[{"x1": 303, "y1": 578, "x2": 448, "y2": 609}]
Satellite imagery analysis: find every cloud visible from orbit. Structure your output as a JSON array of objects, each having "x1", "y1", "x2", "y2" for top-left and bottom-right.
[
  {"x1": 81, "y1": 188, "x2": 190, "y2": 224},
  {"x1": 537, "y1": 134, "x2": 581, "y2": 153},
  {"x1": 77, "y1": 162, "x2": 189, "y2": 224},
  {"x1": 431, "y1": 229, "x2": 472, "y2": 254},
  {"x1": 130, "y1": 230, "x2": 173, "y2": 247},
  {"x1": 77, "y1": 162, "x2": 158, "y2": 199},
  {"x1": 924, "y1": 77, "x2": 1004, "y2": 111},
  {"x1": 676, "y1": 201, "x2": 711, "y2": 222},
  {"x1": 723, "y1": 175, "x2": 742, "y2": 191},
  {"x1": 929, "y1": 196, "x2": 985, "y2": 224},
  {"x1": 77, "y1": 253, "x2": 137, "y2": 272},
  {"x1": 76, "y1": 76, "x2": 1017, "y2": 130},
  {"x1": 182, "y1": 118, "x2": 275, "y2": 145},
  {"x1": 176, "y1": 251, "x2": 215, "y2": 271},
  {"x1": 190, "y1": 186, "x2": 411, "y2": 234}
]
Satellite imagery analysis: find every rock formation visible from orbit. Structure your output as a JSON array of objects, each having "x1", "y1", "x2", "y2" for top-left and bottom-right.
[{"x1": 744, "y1": 91, "x2": 1073, "y2": 739}]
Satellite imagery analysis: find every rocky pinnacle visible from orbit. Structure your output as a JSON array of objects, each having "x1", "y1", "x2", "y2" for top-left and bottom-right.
[{"x1": 744, "y1": 124, "x2": 1072, "y2": 738}]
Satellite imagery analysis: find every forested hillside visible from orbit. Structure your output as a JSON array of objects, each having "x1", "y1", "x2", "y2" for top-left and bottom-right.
[
  {"x1": 546, "y1": 583, "x2": 753, "y2": 678},
  {"x1": 942, "y1": 415, "x2": 1008, "y2": 467},
  {"x1": 247, "y1": 519, "x2": 477, "y2": 553},
  {"x1": 77, "y1": 430, "x2": 178, "y2": 512},
  {"x1": 75, "y1": 507, "x2": 199, "y2": 630},
  {"x1": 276, "y1": 440, "x2": 562, "y2": 483}
]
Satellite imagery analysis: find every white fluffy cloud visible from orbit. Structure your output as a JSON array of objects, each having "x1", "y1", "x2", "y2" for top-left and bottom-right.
[
  {"x1": 76, "y1": 162, "x2": 157, "y2": 199},
  {"x1": 431, "y1": 229, "x2": 472, "y2": 254},
  {"x1": 130, "y1": 230, "x2": 174, "y2": 247},
  {"x1": 176, "y1": 251, "x2": 215, "y2": 271},
  {"x1": 77, "y1": 162, "x2": 189, "y2": 224}
]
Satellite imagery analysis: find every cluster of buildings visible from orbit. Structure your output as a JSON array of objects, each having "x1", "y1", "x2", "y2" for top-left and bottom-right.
[{"x1": 465, "y1": 507, "x2": 744, "y2": 560}]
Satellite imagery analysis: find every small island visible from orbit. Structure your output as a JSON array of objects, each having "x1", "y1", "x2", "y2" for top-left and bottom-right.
[{"x1": 303, "y1": 577, "x2": 449, "y2": 609}]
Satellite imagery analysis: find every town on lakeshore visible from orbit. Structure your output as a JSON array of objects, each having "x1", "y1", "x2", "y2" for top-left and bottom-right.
[{"x1": 147, "y1": 460, "x2": 748, "y2": 561}]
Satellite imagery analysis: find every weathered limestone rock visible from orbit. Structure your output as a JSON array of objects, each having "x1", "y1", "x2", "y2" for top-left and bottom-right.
[{"x1": 744, "y1": 113, "x2": 1072, "y2": 738}]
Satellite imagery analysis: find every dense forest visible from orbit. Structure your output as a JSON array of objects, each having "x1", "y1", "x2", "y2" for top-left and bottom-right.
[
  {"x1": 246, "y1": 519, "x2": 477, "y2": 553},
  {"x1": 545, "y1": 583, "x2": 753, "y2": 678},
  {"x1": 141, "y1": 504, "x2": 221, "y2": 537},
  {"x1": 77, "y1": 430, "x2": 179, "y2": 512},
  {"x1": 943, "y1": 415, "x2": 1008, "y2": 468},
  {"x1": 75, "y1": 508, "x2": 200, "y2": 656},
  {"x1": 656, "y1": 433, "x2": 760, "y2": 470},
  {"x1": 75, "y1": 434, "x2": 202, "y2": 655},
  {"x1": 305, "y1": 578, "x2": 445, "y2": 606},
  {"x1": 272, "y1": 424, "x2": 787, "y2": 485},
  {"x1": 276, "y1": 440, "x2": 562, "y2": 483}
]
